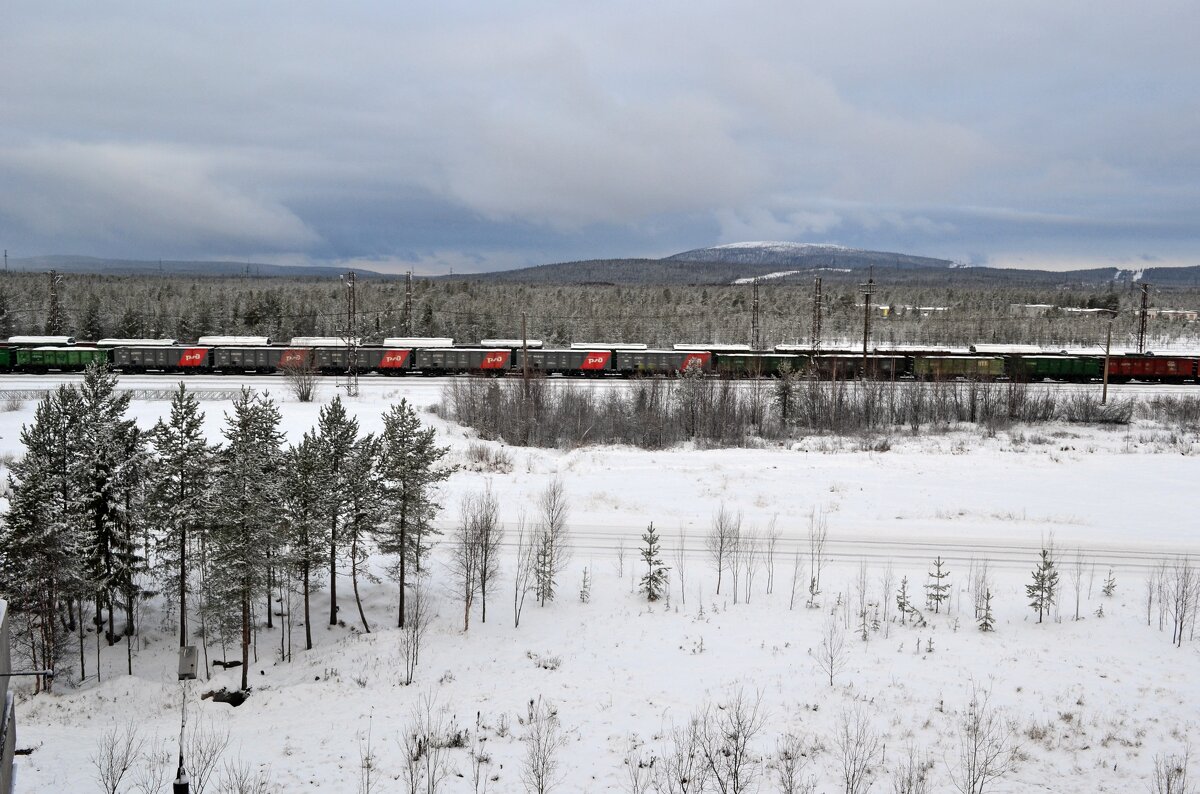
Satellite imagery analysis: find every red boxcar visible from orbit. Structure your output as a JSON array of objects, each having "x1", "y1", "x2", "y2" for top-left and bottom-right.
[{"x1": 1106, "y1": 356, "x2": 1200, "y2": 383}]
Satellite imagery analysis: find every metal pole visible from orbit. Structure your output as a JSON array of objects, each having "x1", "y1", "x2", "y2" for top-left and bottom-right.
[
  {"x1": 859, "y1": 268, "x2": 875, "y2": 379},
  {"x1": 1137, "y1": 283, "x2": 1150, "y2": 354},
  {"x1": 521, "y1": 312, "x2": 529, "y2": 398},
  {"x1": 1102, "y1": 313, "x2": 1114, "y2": 404},
  {"x1": 751, "y1": 277, "x2": 760, "y2": 350}
]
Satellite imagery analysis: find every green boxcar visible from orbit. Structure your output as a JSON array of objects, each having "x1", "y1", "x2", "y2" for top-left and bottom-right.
[
  {"x1": 0, "y1": 347, "x2": 11, "y2": 370},
  {"x1": 1009, "y1": 355, "x2": 1102, "y2": 382},
  {"x1": 712, "y1": 353, "x2": 806, "y2": 376},
  {"x1": 914, "y1": 356, "x2": 1004, "y2": 380},
  {"x1": 15, "y1": 346, "x2": 109, "y2": 370}
]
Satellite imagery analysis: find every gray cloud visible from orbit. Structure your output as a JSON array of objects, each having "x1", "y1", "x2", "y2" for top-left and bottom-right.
[{"x1": 1, "y1": 1, "x2": 1197, "y2": 271}]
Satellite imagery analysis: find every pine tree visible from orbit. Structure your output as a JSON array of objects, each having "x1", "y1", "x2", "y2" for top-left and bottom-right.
[
  {"x1": 146, "y1": 384, "x2": 215, "y2": 649},
  {"x1": 209, "y1": 388, "x2": 284, "y2": 691},
  {"x1": 978, "y1": 590, "x2": 995, "y2": 632},
  {"x1": 343, "y1": 435, "x2": 382, "y2": 634},
  {"x1": 375, "y1": 400, "x2": 452, "y2": 628},
  {"x1": 280, "y1": 433, "x2": 328, "y2": 651},
  {"x1": 896, "y1": 576, "x2": 910, "y2": 625},
  {"x1": 925, "y1": 557, "x2": 950, "y2": 614},
  {"x1": 1027, "y1": 548, "x2": 1058, "y2": 624},
  {"x1": 1102, "y1": 569, "x2": 1116, "y2": 597},
  {"x1": 639, "y1": 522, "x2": 670, "y2": 602},
  {"x1": 315, "y1": 396, "x2": 358, "y2": 627}
]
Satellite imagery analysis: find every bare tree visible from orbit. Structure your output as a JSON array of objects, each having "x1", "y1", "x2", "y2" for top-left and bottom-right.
[
  {"x1": 655, "y1": 716, "x2": 710, "y2": 794},
  {"x1": 835, "y1": 706, "x2": 882, "y2": 794},
  {"x1": 535, "y1": 479, "x2": 571, "y2": 606},
  {"x1": 1070, "y1": 549, "x2": 1086, "y2": 622},
  {"x1": 706, "y1": 504, "x2": 740, "y2": 596},
  {"x1": 522, "y1": 697, "x2": 567, "y2": 794},
  {"x1": 92, "y1": 721, "x2": 145, "y2": 794},
  {"x1": 764, "y1": 517, "x2": 780, "y2": 595},
  {"x1": 783, "y1": 552, "x2": 801, "y2": 614},
  {"x1": 513, "y1": 513, "x2": 536, "y2": 627},
  {"x1": 699, "y1": 688, "x2": 767, "y2": 794},
  {"x1": 1167, "y1": 557, "x2": 1199, "y2": 647},
  {"x1": 624, "y1": 744, "x2": 654, "y2": 794},
  {"x1": 814, "y1": 616, "x2": 848, "y2": 687},
  {"x1": 855, "y1": 559, "x2": 871, "y2": 641},
  {"x1": 399, "y1": 588, "x2": 432, "y2": 686},
  {"x1": 879, "y1": 563, "x2": 895, "y2": 639},
  {"x1": 451, "y1": 491, "x2": 483, "y2": 632},
  {"x1": 807, "y1": 508, "x2": 829, "y2": 607},
  {"x1": 674, "y1": 527, "x2": 690, "y2": 607},
  {"x1": 475, "y1": 487, "x2": 504, "y2": 624},
  {"x1": 741, "y1": 529, "x2": 762, "y2": 604},
  {"x1": 951, "y1": 684, "x2": 1019, "y2": 794},
  {"x1": 1151, "y1": 747, "x2": 1196, "y2": 794}
]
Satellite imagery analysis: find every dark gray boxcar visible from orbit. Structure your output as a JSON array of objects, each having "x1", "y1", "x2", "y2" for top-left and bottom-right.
[
  {"x1": 413, "y1": 348, "x2": 511, "y2": 374},
  {"x1": 613, "y1": 350, "x2": 713, "y2": 375},
  {"x1": 112, "y1": 345, "x2": 212, "y2": 371},
  {"x1": 513, "y1": 349, "x2": 614, "y2": 374}
]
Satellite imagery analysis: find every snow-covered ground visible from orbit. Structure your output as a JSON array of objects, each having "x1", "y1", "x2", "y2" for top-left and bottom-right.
[{"x1": 2, "y1": 374, "x2": 1199, "y2": 792}]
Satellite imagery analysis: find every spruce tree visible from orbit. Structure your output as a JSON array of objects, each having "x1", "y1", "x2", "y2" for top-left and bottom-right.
[
  {"x1": 375, "y1": 400, "x2": 452, "y2": 627},
  {"x1": 146, "y1": 384, "x2": 215, "y2": 648},
  {"x1": 0, "y1": 388, "x2": 86, "y2": 690},
  {"x1": 1102, "y1": 569, "x2": 1116, "y2": 597},
  {"x1": 1027, "y1": 548, "x2": 1058, "y2": 624},
  {"x1": 925, "y1": 556, "x2": 950, "y2": 614},
  {"x1": 209, "y1": 388, "x2": 284, "y2": 691},
  {"x1": 639, "y1": 522, "x2": 670, "y2": 602},
  {"x1": 896, "y1": 576, "x2": 911, "y2": 625},
  {"x1": 978, "y1": 590, "x2": 995, "y2": 632},
  {"x1": 76, "y1": 363, "x2": 144, "y2": 647}
]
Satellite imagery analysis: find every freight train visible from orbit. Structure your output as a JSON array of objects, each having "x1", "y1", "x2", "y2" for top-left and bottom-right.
[{"x1": 1, "y1": 336, "x2": 1199, "y2": 384}]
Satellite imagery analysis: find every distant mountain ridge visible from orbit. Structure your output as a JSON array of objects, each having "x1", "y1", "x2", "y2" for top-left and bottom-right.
[
  {"x1": 6, "y1": 255, "x2": 387, "y2": 278},
  {"x1": 466, "y1": 242, "x2": 1200, "y2": 288},
  {"x1": 665, "y1": 241, "x2": 957, "y2": 270}
]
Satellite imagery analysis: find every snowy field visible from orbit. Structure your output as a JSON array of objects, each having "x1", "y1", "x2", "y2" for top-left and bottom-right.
[{"x1": 2, "y1": 374, "x2": 1199, "y2": 792}]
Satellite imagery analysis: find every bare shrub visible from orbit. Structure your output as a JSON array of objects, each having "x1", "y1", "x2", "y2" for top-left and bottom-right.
[
  {"x1": 464, "y1": 442, "x2": 513, "y2": 473},
  {"x1": 92, "y1": 721, "x2": 145, "y2": 794},
  {"x1": 951, "y1": 684, "x2": 1019, "y2": 794},
  {"x1": 218, "y1": 758, "x2": 275, "y2": 794},
  {"x1": 281, "y1": 358, "x2": 319, "y2": 403},
  {"x1": 522, "y1": 697, "x2": 567, "y2": 794},
  {"x1": 698, "y1": 688, "x2": 767, "y2": 794},
  {"x1": 185, "y1": 717, "x2": 231, "y2": 794},
  {"x1": 834, "y1": 706, "x2": 882, "y2": 794},
  {"x1": 774, "y1": 732, "x2": 816, "y2": 794},
  {"x1": 2, "y1": 396, "x2": 22, "y2": 413},
  {"x1": 891, "y1": 743, "x2": 933, "y2": 794},
  {"x1": 655, "y1": 716, "x2": 710, "y2": 794},
  {"x1": 1151, "y1": 747, "x2": 1196, "y2": 794},
  {"x1": 707, "y1": 504, "x2": 740, "y2": 596},
  {"x1": 400, "y1": 693, "x2": 454, "y2": 794}
]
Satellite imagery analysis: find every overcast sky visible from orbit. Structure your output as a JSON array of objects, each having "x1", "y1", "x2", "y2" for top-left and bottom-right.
[{"x1": 3, "y1": 2, "x2": 1197, "y2": 274}]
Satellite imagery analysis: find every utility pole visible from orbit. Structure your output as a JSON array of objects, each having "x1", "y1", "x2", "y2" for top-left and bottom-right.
[
  {"x1": 521, "y1": 311, "x2": 530, "y2": 398},
  {"x1": 46, "y1": 269, "x2": 64, "y2": 335},
  {"x1": 343, "y1": 271, "x2": 359, "y2": 397},
  {"x1": 3, "y1": 250, "x2": 7, "y2": 272},
  {"x1": 859, "y1": 268, "x2": 875, "y2": 378},
  {"x1": 404, "y1": 270, "x2": 414, "y2": 335},
  {"x1": 810, "y1": 276, "x2": 823, "y2": 352},
  {"x1": 751, "y1": 277, "x2": 761, "y2": 350},
  {"x1": 1136, "y1": 283, "x2": 1150, "y2": 355},
  {"x1": 1102, "y1": 310, "x2": 1116, "y2": 404}
]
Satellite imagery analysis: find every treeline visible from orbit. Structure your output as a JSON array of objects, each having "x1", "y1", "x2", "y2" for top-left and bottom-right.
[
  {"x1": 1, "y1": 270, "x2": 1197, "y2": 349},
  {"x1": 0, "y1": 365, "x2": 453, "y2": 693},
  {"x1": 441, "y1": 372, "x2": 1155, "y2": 450}
]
